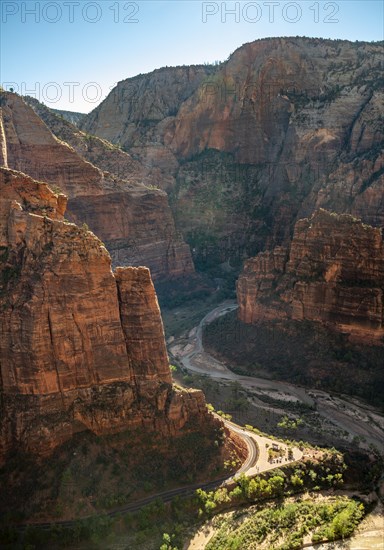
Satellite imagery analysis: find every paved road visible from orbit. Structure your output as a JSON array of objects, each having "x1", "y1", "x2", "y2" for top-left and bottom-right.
[
  {"x1": 16, "y1": 301, "x2": 382, "y2": 531},
  {"x1": 220, "y1": 416, "x2": 303, "y2": 479},
  {"x1": 222, "y1": 417, "x2": 259, "y2": 476},
  {"x1": 16, "y1": 420, "x2": 288, "y2": 532},
  {"x1": 17, "y1": 390, "x2": 301, "y2": 531},
  {"x1": 172, "y1": 301, "x2": 384, "y2": 454},
  {"x1": 16, "y1": 477, "x2": 228, "y2": 530}
]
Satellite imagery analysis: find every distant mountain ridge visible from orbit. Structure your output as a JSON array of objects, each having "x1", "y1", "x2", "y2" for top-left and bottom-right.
[
  {"x1": 80, "y1": 36, "x2": 383, "y2": 269},
  {"x1": 51, "y1": 107, "x2": 86, "y2": 126}
]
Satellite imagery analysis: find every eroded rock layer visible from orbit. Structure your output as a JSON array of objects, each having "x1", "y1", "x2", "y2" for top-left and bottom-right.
[
  {"x1": 81, "y1": 38, "x2": 383, "y2": 266},
  {"x1": 0, "y1": 167, "x2": 216, "y2": 462},
  {"x1": 237, "y1": 210, "x2": 384, "y2": 342},
  {"x1": 0, "y1": 92, "x2": 194, "y2": 280},
  {"x1": 81, "y1": 65, "x2": 215, "y2": 189}
]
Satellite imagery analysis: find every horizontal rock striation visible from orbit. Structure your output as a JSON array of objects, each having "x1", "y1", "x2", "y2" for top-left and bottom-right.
[
  {"x1": 237, "y1": 210, "x2": 384, "y2": 342},
  {"x1": 80, "y1": 65, "x2": 215, "y2": 190},
  {"x1": 236, "y1": 246, "x2": 289, "y2": 324},
  {"x1": 24, "y1": 95, "x2": 145, "y2": 186},
  {"x1": 81, "y1": 37, "x2": 383, "y2": 266},
  {"x1": 66, "y1": 190, "x2": 194, "y2": 279},
  {"x1": 0, "y1": 168, "x2": 217, "y2": 462},
  {"x1": 1, "y1": 92, "x2": 194, "y2": 281}
]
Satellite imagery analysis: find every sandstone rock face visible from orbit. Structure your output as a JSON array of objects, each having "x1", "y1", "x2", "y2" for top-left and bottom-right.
[
  {"x1": 82, "y1": 66, "x2": 215, "y2": 143},
  {"x1": 2, "y1": 93, "x2": 104, "y2": 197},
  {"x1": 236, "y1": 246, "x2": 289, "y2": 324},
  {"x1": 80, "y1": 65, "x2": 215, "y2": 190},
  {"x1": 0, "y1": 168, "x2": 216, "y2": 461},
  {"x1": 237, "y1": 210, "x2": 384, "y2": 342},
  {"x1": 1, "y1": 92, "x2": 194, "y2": 281},
  {"x1": 169, "y1": 39, "x2": 382, "y2": 163},
  {"x1": 81, "y1": 38, "x2": 383, "y2": 266},
  {"x1": 66, "y1": 189, "x2": 194, "y2": 280},
  {"x1": 115, "y1": 267, "x2": 171, "y2": 384},
  {"x1": 25, "y1": 96, "x2": 145, "y2": 186}
]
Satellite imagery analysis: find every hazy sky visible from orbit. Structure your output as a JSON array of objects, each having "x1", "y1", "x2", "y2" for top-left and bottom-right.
[{"x1": 1, "y1": 1, "x2": 383, "y2": 112}]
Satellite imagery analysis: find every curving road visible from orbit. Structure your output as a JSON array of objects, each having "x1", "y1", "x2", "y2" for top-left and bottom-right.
[
  {"x1": 16, "y1": 375, "x2": 291, "y2": 531},
  {"x1": 171, "y1": 301, "x2": 384, "y2": 454},
  {"x1": 17, "y1": 387, "x2": 301, "y2": 531},
  {"x1": 17, "y1": 419, "x2": 282, "y2": 532},
  {"x1": 217, "y1": 415, "x2": 303, "y2": 479},
  {"x1": 226, "y1": 419, "x2": 259, "y2": 476},
  {"x1": 16, "y1": 300, "x2": 382, "y2": 532}
]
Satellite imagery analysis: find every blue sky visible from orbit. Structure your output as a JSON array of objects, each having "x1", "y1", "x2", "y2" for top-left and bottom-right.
[{"x1": 1, "y1": 1, "x2": 383, "y2": 112}]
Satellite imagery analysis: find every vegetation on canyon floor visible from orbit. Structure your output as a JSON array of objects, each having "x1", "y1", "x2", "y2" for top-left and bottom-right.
[
  {"x1": 1, "y1": 361, "x2": 381, "y2": 550},
  {"x1": 1, "y1": 365, "x2": 381, "y2": 550},
  {"x1": 205, "y1": 495, "x2": 365, "y2": 550},
  {"x1": 0, "y1": 440, "x2": 374, "y2": 550},
  {"x1": 0, "y1": 419, "x2": 229, "y2": 525}
]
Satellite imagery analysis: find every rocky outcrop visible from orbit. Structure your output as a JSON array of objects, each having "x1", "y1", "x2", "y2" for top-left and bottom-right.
[
  {"x1": 82, "y1": 65, "x2": 215, "y2": 145},
  {"x1": 66, "y1": 189, "x2": 194, "y2": 280},
  {"x1": 236, "y1": 246, "x2": 289, "y2": 323},
  {"x1": 237, "y1": 210, "x2": 384, "y2": 342},
  {"x1": 0, "y1": 167, "x2": 217, "y2": 462},
  {"x1": 2, "y1": 93, "x2": 104, "y2": 197},
  {"x1": 115, "y1": 267, "x2": 172, "y2": 383},
  {"x1": 0, "y1": 92, "x2": 194, "y2": 281},
  {"x1": 81, "y1": 38, "x2": 383, "y2": 267},
  {"x1": 24, "y1": 95, "x2": 145, "y2": 185},
  {"x1": 80, "y1": 65, "x2": 215, "y2": 189}
]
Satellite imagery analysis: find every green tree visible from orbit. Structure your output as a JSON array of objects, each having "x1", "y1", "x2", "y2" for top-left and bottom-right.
[
  {"x1": 269, "y1": 475, "x2": 285, "y2": 496},
  {"x1": 290, "y1": 474, "x2": 304, "y2": 488},
  {"x1": 205, "y1": 500, "x2": 217, "y2": 515},
  {"x1": 213, "y1": 488, "x2": 230, "y2": 505},
  {"x1": 160, "y1": 532, "x2": 178, "y2": 550}
]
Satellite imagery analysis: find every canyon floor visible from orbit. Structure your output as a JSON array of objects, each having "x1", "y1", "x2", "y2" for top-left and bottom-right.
[
  {"x1": 169, "y1": 300, "x2": 384, "y2": 454},
  {"x1": 166, "y1": 299, "x2": 384, "y2": 550}
]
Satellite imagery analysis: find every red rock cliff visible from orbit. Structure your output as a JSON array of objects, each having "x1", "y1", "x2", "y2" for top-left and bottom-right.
[
  {"x1": 80, "y1": 65, "x2": 215, "y2": 190},
  {"x1": 0, "y1": 92, "x2": 194, "y2": 281},
  {"x1": 237, "y1": 210, "x2": 384, "y2": 342},
  {"x1": 0, "y1": 167, "x2": 215, "y2": 462},
  {"x1": 81, "y1": 38, "x2": 383, "y2": 265}
]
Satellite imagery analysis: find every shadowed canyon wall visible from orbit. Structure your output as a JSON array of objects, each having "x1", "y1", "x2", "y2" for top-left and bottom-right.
[
  {"x1": 0, "y1": 167, "x2": 217, "y2": 463},
  {"x1": 81, "y1": 38, "x2": 383, "y2": 267}
]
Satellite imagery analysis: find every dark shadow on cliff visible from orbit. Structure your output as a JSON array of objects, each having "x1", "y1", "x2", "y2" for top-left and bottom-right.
[
  {"x1": 0, "y1": 418, "x2": 233, "y2": 524},
  {"x1": 203, "y1": 311, "x2": 384, "y2": 410}
]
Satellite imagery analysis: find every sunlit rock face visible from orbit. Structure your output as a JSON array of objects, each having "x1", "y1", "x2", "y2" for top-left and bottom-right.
[
  {"x1": 0, "y1": 167, "x2": 216, "y2": 462},
  {"x1": 80, "y1": 65, "x2": 215, "y2": 190},
  {"x1": 237, "y1": 210, "x2": 384, "y2": 343},
  {"x1": 81, "y1": 38, "x2": 383, "y2": 265},
  {"x1": 1, "y1": 92, "x2": 195, "y2": 281}
]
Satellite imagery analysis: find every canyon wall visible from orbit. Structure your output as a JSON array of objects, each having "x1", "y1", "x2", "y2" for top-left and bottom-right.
[
  {"x1": 0, "y1": 167, "x2": 216, "y2": 462},
  {"x1": 81, "y1": 38, "x2": 383, "y2": 266},
  {"x1": 237, "y1": 210, "x2": 384, "y2": 342},
  {"x1": 0, "y1": 92, "x2": 194, "y2": 281},
  {"x1": 81, "y1": 65, "x2": 215, "y2": 190}
]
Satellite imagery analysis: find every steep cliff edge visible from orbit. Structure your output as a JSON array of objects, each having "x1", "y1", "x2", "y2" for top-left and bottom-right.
[
  {"x1": 80, "y1": 65, "x2": 216, "y2": 190},
  {"x1": 168, "y1": 38, "x2": 383, "y2": 253},
  {"x1": 0, "y1": 167, "x2": 217, "y2": 462},
  {"x1": 81, "y1": 38, "x2": 383, "y2": 267},
  {"x1": 24, "y1": 95, "x2": 145, "y2": 185},
  {"x1": 237, "y1": 210, "x2": 384, "y2": 343},
  {"x1": 0, "y1": 92, "x2": 194, "y2": 281}
]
